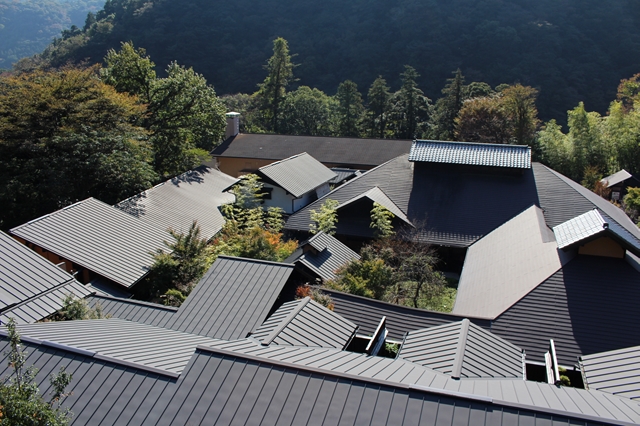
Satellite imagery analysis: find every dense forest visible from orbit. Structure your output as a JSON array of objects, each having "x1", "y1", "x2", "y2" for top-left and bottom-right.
[
  {"x1": 28, "y1": 0, "x2": 640, "y2": 122},
  {"x1": 0, "y1": 0, "x2": 103, "y2": 67}
]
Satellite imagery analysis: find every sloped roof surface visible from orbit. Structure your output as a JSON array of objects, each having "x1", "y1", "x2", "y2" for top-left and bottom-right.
[
  {"x1": 601, "y1": 169, "x2": 633, "y2": 187},
  {"x1": 338, "y1": 186, "x2": 413, "y2": 225},
  {"x1": 160, "y1": 256, "x2": 294, "y2": 340},
  {"x1": 0, "y1": 230, "x2": 93, "y2": 323},
  {"x1": 3, "y1": 339, "x2": 631, "y2": 426},
  {"x1": 10, "y1": 198, "x2": 169, "y2": 288},
  {"x1": 291, "y1": 231, "x2": 360, "y2": 282},
  {"x1": 409, "y1": 140, "x2": 531, "y2": 169},
  {"x1": 16, "y1": 319, "x2": 217, "y2": 375},
  {"x1": 454, "y1": 206, "x2": 566, "y2": 318},
  {"x1": 251, "y1": 297, "x2": 357, "y2": 349},
  {"x1": 286, "y1": 155, "x2": 539, "y2": 247},
  {"x1": 212, "y1": 133, "x2": 413, "y2": 167},
  {"x1": 329, "y1": 167, "x2": 359, "y2": 184},
  {"x1": 580, "y1": 345, "x2": 640, "y2": 401},
  {"x1": 258, "y1": 152, "x2": 336, "y2": 197},
  {"x1": 322, "y1": 289, "x2": 490, "y2": 340},
  {"x1": 397, "y1": 319, "x2": 523, "y2": 379},
  {"x1": 85, "y1": 295, "x2": 176, "y2": 327},
  {"x1": 491, "y1": 255, "x2": 640, "y2": 366},
  {"x1": 115, "y1": 165, "x2": 237, "y2": 240},
  {"x1": 553, "y1": 209, "x2": 640, "y2": 254}
]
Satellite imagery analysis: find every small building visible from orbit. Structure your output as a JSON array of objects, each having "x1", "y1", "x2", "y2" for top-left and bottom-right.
[
  {"x1": 211, "y1": 113, "x2": 412, "y2": 177},
  {"x1": 600, "y1": 169, "x2": 640, "y2": 201},
  {"x1": 256, "y1": 152, "x2": 337, "y2": 214}
]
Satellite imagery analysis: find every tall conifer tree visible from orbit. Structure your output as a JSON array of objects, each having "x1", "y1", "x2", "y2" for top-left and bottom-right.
[{"x1": 257, "y1": 38, "x2": 296, "y2": 133}]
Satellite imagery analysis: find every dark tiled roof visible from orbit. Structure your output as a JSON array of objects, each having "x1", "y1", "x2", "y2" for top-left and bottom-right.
[
  {"x1": 397, "y1": 319, "x2": 524, "y2": 379},
  {"x1": 212, "y1": 133, "x2": 413, "y2": 168},
  {"x1": 16, "y1": 319, "x2": 218, "y2": 375},
  {"x1": 289, "y1": 231, "x2": 360, "y2": 282},
  {"x1": 580, "y1": 345, "x2": 640, "y2": 401},
  {"x1": 257, "y1": 152, "x2": 336, "y2": 197},
  {"x1": 409, "y1": 140, "x2": 531, "y2": 169},
  {"x1": 2, "y1": 337, "x2": 639, "y2": 425},
  {"x1": 323, "y1": 289, "x2": 491, "y2": 340},
  {"x1": 10, "y1": 198, "x2": 169, "y2": 288},
  {"x1": 251, "y1": 297, "x2": 357, "y2": 349},
  {"x1": 491, "y1": 255, "x2": 640, "y2": 366},
  {"x1": 286, "y1": 155, "x2": 540, "y2": 247},
  {"x1": 115, "y1": 166, "x2": 237, "y2": 240},
  {"x1": 0, "y1": 230, "x2": 93, "y2": 324},
  {"x1": 160, "y1": 256, "x2": 294, "y2": 340}
]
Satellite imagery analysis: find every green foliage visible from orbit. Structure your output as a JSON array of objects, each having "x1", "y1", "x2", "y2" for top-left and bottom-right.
[
  {"x1": 0, "y1": 66, "x2": 157, "y2": 229},
  {"x1": 370, "y1": 202, "x2": 395, "y2": 238},
  {"x1": 279, "y1": 86, "x2": 337, "y2": 136},
  {"x1": 378, "y1": 342, "x2": 400, "y2": 359},
  {"x1": 101, "y1": 41, "x2": 156, "y2": 101},
  {"x1": 623, "y1": 187, "x2": 640, "y2": 223},
  {"x1": 148, "y1": 221, "x2": 211, "y2": 298},
  {"x1": 309, "y1": 199, "x2": 339, "y2": 235},
  {"x1": 256, "y1": 37, "x2": 296, "y2": 133},
  {"x1": 54, "y1": 294, "x2": 107, "y2": 321},
  {"x1": 388, "y1": 66, "x2": 431, "y2": 139},
  {"x1": 162, "y1": 289, "x2": 186, "y2": 307},
  {"x1": 335, "y1": 80, "x2": 364, "y2": 137},
  {"x1": 265, "y1": 207, "x2": 285, "y2": 233},
  {"x1": 558, "y1": 367, "x2": 571, "y2": 387},
  {"x1": 431, "y1": 69, "x2": 465, "y2": 141},
  {"x1": 0, "y1": 318, "x2": 72, "y2": 425},
  {"x1": 229, "y1": 174, "x2": 264, "y2": 210},
  {"x1": 147, "y1": 61, "x2": 226, "y2": 177},
  {"x1": 296, "y1": 285, "x2": 335, "y2": 310},
  {"x1": 364, "y1": 77, "x2": 391, "y2": 138}
]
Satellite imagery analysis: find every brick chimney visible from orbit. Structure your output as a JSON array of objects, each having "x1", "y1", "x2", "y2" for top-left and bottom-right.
[{"x1": 225, "y1": 112, "x2": 240, "y2": 139}]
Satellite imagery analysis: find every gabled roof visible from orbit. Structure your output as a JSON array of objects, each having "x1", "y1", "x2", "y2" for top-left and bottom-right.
[
  {"x1": 15, "y1": 318, "x2": 218, "y2": 376},
  {"x1": 0, "y1": 230, "x2": 93, "y2": 324},
  {"x1": 601, "y1": 169, "x2": 635, "y2": 187},
  {"x1": 580, "y1": 345, "x2": 640, "y2": 401},
  {"x1": 115, "y1": 165, "x2": 237, "y2": 240},
  {"x1": 251, "y1": 297, "x2": 357, "y2": 349},
  {"x1": 409, "y1": 140, "x2": 531, "y2": 169},
  {"x1": 453, "y1": 206, "x2": 567, "y2": 319},
  {"x1": 491, "y1": 255, "x2": 640, "y2": 366},
  {"x1": 329, "y1": 167, "x2": 360, "y2": 184},
  {"x1": 212, "y1": 133, "x2": 413, "y2": 168},
  {"x1": 85, "y1": 294, "x2": 176, "y2": 327},
  {"x1": 397, "y1": 319, "x2": 524, "y2": 379},
  {"x1": 322, "y1": 289, "x2": 491, "y2": 341},
  {"x1": 160, "y1": 256, "x2": 294, "y2": 340},
  {"x1": 5, "y1": 338, "x2": 635, "y2": 426},
  {"x1": 553, "y1": 209, "x2": 640, "y2": 255},
  {"x1": 289, "y1": 231, "x2": 360, "y2": 282},
  {"x1": 10, "y1": 198, "x2": 169, "y2": 288},
  {"x1": 258, "y1": 152, "x2": 336, "y2": 197},
  {"x1": 286, "y1": 154, "x2": 540, "y2": 246},
  {"x1": 337, "y1": 186, "x2": 413, "y2": 226}
]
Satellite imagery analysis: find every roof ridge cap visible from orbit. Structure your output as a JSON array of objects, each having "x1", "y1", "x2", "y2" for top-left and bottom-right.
[
  {"x1": 216, "y1": 255, "x2": 295, "y2": 268},
  {"x1": 452, "y1": 319, "x2": 470, "y2": 379},
  {"x1": 261, "y1": 297, "x2": 310, "y2": 345}
]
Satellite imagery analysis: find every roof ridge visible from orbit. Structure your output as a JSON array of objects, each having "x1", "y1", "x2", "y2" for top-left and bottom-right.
[
  {"x1": 216, "y1": 255, "x2": 295, "y2": 268},
  {"x1": 10, "y1": 197, "x2": 95, "y2": 231},
  {"x1": 88, "y1": 294, "x2": 179, "y2": 312},
  {"x1": 451, "y1": 319, "x2": 470, "y2": 379},
  {"x1": 415, "y1": 139, "x2": 530, "y2": 149},
  {"x1": 260, "y1": 297, "x2": 311, "y2": 345},
  {"x1": 0, "y1": 277, "x2": 90, "y2": 315},
  {"x1": 258, "y1": 152, "x2": 309, "y2": 170}
]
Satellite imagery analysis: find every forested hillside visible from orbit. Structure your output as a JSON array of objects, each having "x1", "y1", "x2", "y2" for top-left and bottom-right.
[
  {"x1": 35, "y1": 0, "x2": 640, "y2": 121},
  {"x1": 0, "y1": 0, "x2": 103, "y2": 67}
]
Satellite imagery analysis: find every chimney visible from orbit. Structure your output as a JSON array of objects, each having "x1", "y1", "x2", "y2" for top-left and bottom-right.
[{"x1": 225, "y1": 112, "x2": 241, "y2": 139}]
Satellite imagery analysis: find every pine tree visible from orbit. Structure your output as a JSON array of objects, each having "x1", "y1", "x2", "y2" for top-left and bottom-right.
[
  {"x1": 431, "y1": 69, "x2": 465, "y2": 141},
  {"x1": 365, "y1": 77, "x2": 391, "y2": 138},
  {"x1": 336, "y1": 80, "x2": 364, "y2": 137}
]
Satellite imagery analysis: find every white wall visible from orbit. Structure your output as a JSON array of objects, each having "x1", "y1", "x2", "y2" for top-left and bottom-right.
[
  {"x1": 315, "y1": 183, "x2": 331, "y2": 199},
  {"x1": 261, "y1": 184, "x2": 295, "y2": 214}
]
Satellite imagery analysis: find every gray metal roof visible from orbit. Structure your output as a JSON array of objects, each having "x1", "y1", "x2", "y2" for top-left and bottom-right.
[
  {"x1": 409, "y1": 140, "x2": 532, "y2": 169},
  {"x1": 160, "y1": 256, "x2": 294, "y2": 339},
  {"x1": 3, "y1": 338, "x2": 631, "y2": 426},
  {"x1": 0, "y1": 230, "x2": 93, "y2": 324},
  {"x1": 491, "y1": 255, "x2": 640, "y2": 366},
  {"x1": 397, "y1": 319, "x2": 524, "y2": 379},
  {"x1": 329, "y1": 167, "x2": 360, "y2": 184},
  {"x1": 16, "y1": 318, "x2": 218, "y2": 375},
  {"x1": 553, "y1": 209, "x2": 640, "y2": 255},
  {"x1": 85, "y1": 294, "x2": 176, "y2": 326},
  {"x1": 601, "y1": 169, "x2": 633, "y2": 188},
  {"x1": 115, "y1": 165, "x2": 237, "y2": 240},
  {"x1": 290, "y1": 231, "x2": 360, "y2": 282},
  {"x1": 10, "y1": 198, "x2": 169, "y2": 288},
  {"x1": 251, "y1": 297, "x2": 358, "y2": 349},
  {"x1": 212, "y1": 133, "x2": 413, "y2": 168},
  {"x1": 286, "y1": 154, "x2": 541, "y2": 247},
  {"x1": 453, "y1": 206, "x2": 567, "y2": 319},
  {"x1": 580, "y1": 345, "x2": 640, "y2": 401},
  {"x1": 258, "y1": 152, "x2": 337, "y2": 197},
  {"x1": 322, "y1": 289, "x2": 491, "y2": 340},
  {"x1": 337, "y1": 186, "x2": 413, "y2": 226}
]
